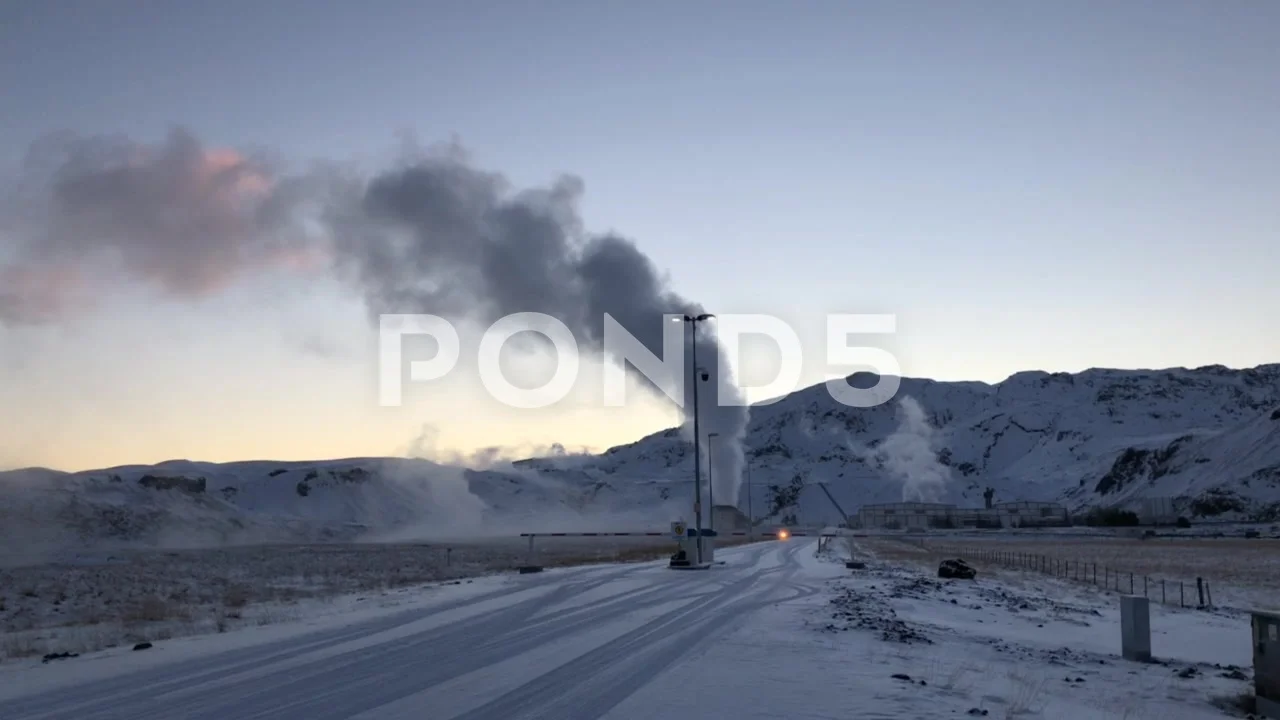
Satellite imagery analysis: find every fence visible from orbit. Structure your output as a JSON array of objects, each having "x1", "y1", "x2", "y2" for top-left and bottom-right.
[{"x1": 924, "y1": 541, "x2": 1215, "y2": 610}]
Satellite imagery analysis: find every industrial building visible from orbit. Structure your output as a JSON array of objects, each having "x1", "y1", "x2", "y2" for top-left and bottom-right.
[
  {"x1": 856, "y1": 502, "x2": 957, "y2": 530},
  {"x1": 993, "y1": 501, "x2": 1070, "y2": 527},
  {"x1": 711, "y1": 504, "x2": 752, "y2": 533}
]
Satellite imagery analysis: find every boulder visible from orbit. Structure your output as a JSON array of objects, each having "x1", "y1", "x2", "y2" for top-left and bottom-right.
[{"x1": 938, "y1": 558, "x2": 977, "y2": 580}]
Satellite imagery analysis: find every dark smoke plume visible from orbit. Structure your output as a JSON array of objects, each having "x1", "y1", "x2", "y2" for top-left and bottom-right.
[
  {"x1": 329, "y1": 144, "x2": 747, "y2": 506},
  {"x1": 0, "y1": 128, "x2": 314, "y2": 323},
  {"x1": 0, "y1": 129, "x2": 750, "y2": 507}
]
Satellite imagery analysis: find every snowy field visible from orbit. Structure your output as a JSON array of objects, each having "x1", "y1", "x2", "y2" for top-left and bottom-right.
[
  {"x1": 889, "y1": 533, "x2": 1280, "y2": 613},
  {"x1": 0, "y1": 536, "x2": 694, "y2": 662},
  {"x1": 0, "y1": 537, "x2": 1261, "y2": 719}
]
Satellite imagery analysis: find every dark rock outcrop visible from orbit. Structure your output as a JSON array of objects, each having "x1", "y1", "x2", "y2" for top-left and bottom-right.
[
  {"x1": 938, "y1": 558, "x2": 976, "y2": 580},
  {"x1": 137, "y1": 475, "x2": 206, "y2": 493}
]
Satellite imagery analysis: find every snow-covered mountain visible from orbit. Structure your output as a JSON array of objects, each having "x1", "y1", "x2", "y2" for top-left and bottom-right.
[
  {"x1": 554, "y1": 363, "x2": 1280, "y2": 526},
  {"x1": 0, "y1": 456, "x2": 690, "y2": 557},
  {"x1": 4, "y1": 363, "x2": 1279, "y2": 552}
]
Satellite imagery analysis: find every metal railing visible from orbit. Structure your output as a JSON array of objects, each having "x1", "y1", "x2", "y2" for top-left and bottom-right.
[{"x1": 514, "y1": 528, "x2": 818, "y2": 571}]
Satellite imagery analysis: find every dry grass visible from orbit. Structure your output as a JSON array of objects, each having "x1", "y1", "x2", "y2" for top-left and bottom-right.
[
  {"x1": 0, "y1": 535, "x2": 760, "y2": 662},
  {"x1": 222, "y1": 584, "x2": 251, "y2": 609},
  {"x1": 122, "y1": 595, "x2": 177, "y2": 625},
  {"x1": 939, "y1": 537, "x2": 1279, "y2": 585},
  {"x1": 0, "y1": 633, "x2": 40, "y2": 659},
  {"x1": 1210, "y1": 690, "x2": 1257, "y2": 716},
  {"x1": 1004, "y1": 666, "x2": 1049, "y2": 718},
  {"x1": 862, "y1": 534, "x2": 1280, "y2": 611},
  {"x1": 858, "y1": 537, "x2": 938, "y2": 571}
]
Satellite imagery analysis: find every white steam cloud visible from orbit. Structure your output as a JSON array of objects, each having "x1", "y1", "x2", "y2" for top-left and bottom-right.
[
  {"x1": 867, "y1": 396, "x2": 951, "y2": 503},
  {"x1": 403, "y1": 423, "x2": 591, "y2": 471}
]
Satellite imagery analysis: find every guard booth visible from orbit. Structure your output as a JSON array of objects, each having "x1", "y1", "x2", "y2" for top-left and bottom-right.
[
  {"x1": 1255, "y1": 611, "x2": 1280, "y2": 718},
  {"x1": 668, "y1": 521, "x2": 714, "y2": 569}
]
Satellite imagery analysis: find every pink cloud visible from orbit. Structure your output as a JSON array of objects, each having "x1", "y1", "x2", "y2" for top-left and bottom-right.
[
  {"x1": 0, "y1": 264, "x2": 90, "y2": 325},
  {"x1": 1, "y1": 128, "x2": 319, "y2": 323}
]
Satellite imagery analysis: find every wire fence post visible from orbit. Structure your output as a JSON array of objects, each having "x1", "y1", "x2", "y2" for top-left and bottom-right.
[
  {"x1": 1161, "y1": 579, "x2": 1166, "y2": 604},
  {"x1": 1196, "y1": 578, "x2": 1205, "y2": 608},
  {"x1": 1129, "y1": 572, "x2": 1134, "y2": 595},
  {"x1": 1180, "y1": 582, "x2": 1185, "y2": 608}
]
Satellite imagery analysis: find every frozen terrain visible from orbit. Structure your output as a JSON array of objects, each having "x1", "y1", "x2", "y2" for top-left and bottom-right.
[
  {"x1": 0, "y1": 538, "x2": 1258, "y2": 719},
  {"x1": 4, "y1": 364, "x2": 1279, "y2": 560},
  {"x1": 0, "y1": 536, "x2": 692, "y2": 661},
  {"x1": 574, "y1": 363, "x2": 1280, "y2": 526},
  {"x1": 911, "y1": 532, "x2": 1280, "y2": 613}
]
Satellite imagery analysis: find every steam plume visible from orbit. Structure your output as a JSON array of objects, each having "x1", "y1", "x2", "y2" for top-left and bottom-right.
[
  {"x1": 403, "y1": 423, "x2": 591, "y2": 470},
  {"x1": 0, "y1": 128, "x2": 750, "y2": 506},
  {"x1": 333, "y1": 143, "x2": 748, "y2": 507},
  {"x1": 870, "y1": 396, "x2": 951, "y2": 502}
]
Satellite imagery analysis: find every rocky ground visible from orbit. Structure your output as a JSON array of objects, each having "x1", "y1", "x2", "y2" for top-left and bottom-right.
[{"x1": 804, "y1": 539, "x2": 1259, "y2": 718}]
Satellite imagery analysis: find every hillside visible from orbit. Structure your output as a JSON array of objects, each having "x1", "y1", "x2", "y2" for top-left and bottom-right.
[
  {"x1": 525, "y1": 363, "x2": 1280, "y2": 525},
  {"x1": 3, "y1": 363, "x2": 1279, "y2": 555}
]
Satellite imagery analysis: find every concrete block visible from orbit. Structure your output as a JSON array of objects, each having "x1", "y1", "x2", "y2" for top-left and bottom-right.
[
  {"x1": 1254, "y1": 611, "x2": 1280, "y2": 718},
  {"x1": 1120, "y1": 595, "x2": 1151, "y2": 662}
]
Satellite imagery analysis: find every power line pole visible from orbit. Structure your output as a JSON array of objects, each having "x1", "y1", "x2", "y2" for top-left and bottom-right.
[
  {"x1": 707, "y1": 432, "x2": 719, "y2": 534},
  {"x1": 676, "y1": 313, "x2": 714, "y2": 565}
]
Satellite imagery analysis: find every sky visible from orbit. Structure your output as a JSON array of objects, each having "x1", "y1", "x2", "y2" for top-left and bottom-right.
[{"x1": 1, "y1": 0, "x2": 1277, "y2": 472}]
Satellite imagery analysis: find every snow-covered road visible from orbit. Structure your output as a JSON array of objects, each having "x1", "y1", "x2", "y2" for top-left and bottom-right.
[
  {"x1": 0, "y1": 540, "x2": 824, "y2": 720},
  {"x1": 2, "y1": 537, "x2": 1260, "y2": 719}
]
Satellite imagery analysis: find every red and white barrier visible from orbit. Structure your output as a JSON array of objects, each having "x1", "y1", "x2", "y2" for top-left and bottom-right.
[{"x1": 517, "y1": 530, "x2": 815, "y2": 538}]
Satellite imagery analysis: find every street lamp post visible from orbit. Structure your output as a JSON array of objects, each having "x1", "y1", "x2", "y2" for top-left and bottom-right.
[
  {"x1": 673, "y1": 313, "x2": 714, "y2": 565},
  {"x1": 707, "y1": 432, "x2": 719, "y2": 533}
]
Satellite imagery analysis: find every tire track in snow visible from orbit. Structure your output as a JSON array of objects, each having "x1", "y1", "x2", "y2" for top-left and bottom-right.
[
  {"x1": 219, "y1": 560, "x2": 786, "y2": 719},
  {"x1": 1, "y1": 542, "x2": 790, "y2": 720},
  {"x1": 449, "y1": 547, "x2": 819, "y2": 720},
  {"x1": 0, "y1": 561, "x2": 670, "y2": 720}
]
